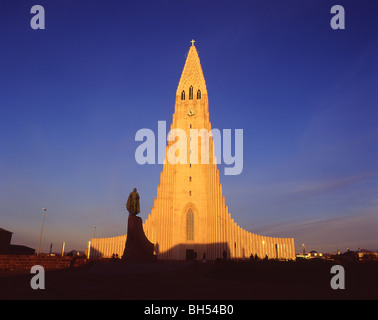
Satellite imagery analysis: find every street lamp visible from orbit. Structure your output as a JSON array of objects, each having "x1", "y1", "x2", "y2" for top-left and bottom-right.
[{"x1": 37, "y1": 208, "x2": 47, "y2": 255}]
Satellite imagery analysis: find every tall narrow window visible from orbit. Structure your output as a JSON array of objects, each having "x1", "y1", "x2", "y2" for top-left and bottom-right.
[
  {"x1": 181, "y1": 90, "x2": 185, "y2": 100},
  {"x1": 189, "y1": 86, "x2": 193, "y2": 100},
  {"x1": 186, "y1": 209, "x2": 194, "y2": 240},
  {"x1": 197, "y1": 89, "x2": 201, "y2": 99}
]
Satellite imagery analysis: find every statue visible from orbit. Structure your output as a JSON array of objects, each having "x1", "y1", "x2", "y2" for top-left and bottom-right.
[
  {"x1": 122, "y1": 188, "x2": 155, "y2": 262},
  {"x1": 126, "y1": 188, "x2": 140, "y2": 216}
]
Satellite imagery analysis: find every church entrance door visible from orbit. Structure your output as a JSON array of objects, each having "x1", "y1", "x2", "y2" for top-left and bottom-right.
[{"x1": 186, "y1": 249, "x2": 195, "y2": 261}]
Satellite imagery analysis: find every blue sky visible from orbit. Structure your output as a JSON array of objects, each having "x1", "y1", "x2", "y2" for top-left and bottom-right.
[{"x1": 1, "y1": 0, "x2": 377, "y2": 253}]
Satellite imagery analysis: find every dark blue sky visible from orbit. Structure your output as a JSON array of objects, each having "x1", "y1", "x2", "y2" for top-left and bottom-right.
[{"x1": 1, "y1": 0, "x2": 377, "y2": 253}]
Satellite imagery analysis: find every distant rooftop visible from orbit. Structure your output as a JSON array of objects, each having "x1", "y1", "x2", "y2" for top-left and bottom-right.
[{"x1": 0, "y1": 228, "x2": 13, "y2": 234}]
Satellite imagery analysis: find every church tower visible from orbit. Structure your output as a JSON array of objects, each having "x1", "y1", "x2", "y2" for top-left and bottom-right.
[
  {"x1": 89, "y1": 42, "x2": 295, "y2": 260},
  {"x1": 143, "y1": 41, "x2": 295, "y2": 260}
]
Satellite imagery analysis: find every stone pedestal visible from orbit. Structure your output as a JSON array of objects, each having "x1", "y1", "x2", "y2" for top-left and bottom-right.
[{"x1": 122, "y1": 215, "x2": 155, "y2": 262}]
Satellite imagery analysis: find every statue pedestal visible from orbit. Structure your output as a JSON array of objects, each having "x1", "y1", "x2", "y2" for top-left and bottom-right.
[{"x1": 122, "y1": 215, "x2": 155, "y2": 262}]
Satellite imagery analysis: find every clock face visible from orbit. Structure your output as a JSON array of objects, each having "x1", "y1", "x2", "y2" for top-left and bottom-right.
[{"x1": 187, "y1": 109, "x2": 195, "y2": 116}]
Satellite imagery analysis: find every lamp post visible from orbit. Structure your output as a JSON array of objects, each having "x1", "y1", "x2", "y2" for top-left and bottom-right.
[
  {"x1": 37, "y1": 208, "x2": 47, "y2": 255},
  {"x1": 93, "y1": 226, "x2": 96, "y2": 239}
]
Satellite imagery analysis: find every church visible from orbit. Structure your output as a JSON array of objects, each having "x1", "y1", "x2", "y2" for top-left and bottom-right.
[{"x1": 89, "y1": 41, "x2": 295, "y2": 261}]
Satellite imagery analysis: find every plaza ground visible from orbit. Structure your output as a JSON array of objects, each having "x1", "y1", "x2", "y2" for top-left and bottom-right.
[{"x1": 0, "y1": 259, "x2": 377, "y2": 300}]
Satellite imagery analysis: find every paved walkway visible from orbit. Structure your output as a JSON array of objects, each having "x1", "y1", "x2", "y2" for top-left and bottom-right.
[{"x1": 0, "y1": 260, "x2": 377, "y2": 299}]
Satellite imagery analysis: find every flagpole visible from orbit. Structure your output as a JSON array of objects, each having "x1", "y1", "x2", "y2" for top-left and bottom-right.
[{"x1": 37, "y1": 208, "x2": 47, "y2": 255}]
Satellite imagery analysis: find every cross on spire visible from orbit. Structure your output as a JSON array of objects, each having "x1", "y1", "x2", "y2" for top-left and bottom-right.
[{"x1": 190, "y1": 39, "x2": 195, "y2": 46}]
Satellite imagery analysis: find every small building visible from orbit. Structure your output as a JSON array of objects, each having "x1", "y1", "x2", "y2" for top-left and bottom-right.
[
  {"x1": 296, "y1": 250, "x2": 324, "y2": 260},
  {"x1": 9, "y1": 245, "x2": 35, "y2": 255},
  {"x1": 358, "y1": 249, "x2": 378, "y2": 261},
  {"x1": 0, "y1": 228, "x2": 12, "y2": 254},
  {"x1": 0, "y1": 227, "x2": 35, "y2": 255},
  {"x1": 309, "y1": 250, "x2": 323, "y2": 258}
]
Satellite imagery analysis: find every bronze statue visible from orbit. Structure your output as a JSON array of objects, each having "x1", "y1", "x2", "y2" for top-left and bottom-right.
[
  {"x1": 122, "y1": 188, "x2": 154, "y2": 262},
  {"x1": 126, "y1": 188, "x2": 140, "y2": 216}
]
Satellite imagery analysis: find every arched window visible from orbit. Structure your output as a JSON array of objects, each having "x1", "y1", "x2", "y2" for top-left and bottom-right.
[
  {"x1": 181, "y1": 90, "x2": 185, "y2": 100},
  {"x1": 197, "y1": 89, "x2": 201, "y2": 99},
  {"x1": 189, "y1": 86, "x2": 193, "y2": 100},
  {"x1": 186, "y1": 209, "x2": 194, "y2": 240}
]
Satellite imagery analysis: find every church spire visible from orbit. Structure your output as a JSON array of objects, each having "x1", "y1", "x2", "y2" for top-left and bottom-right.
[{"x1": 176, "y1": 41, "x2": 207, "y2": 97}]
